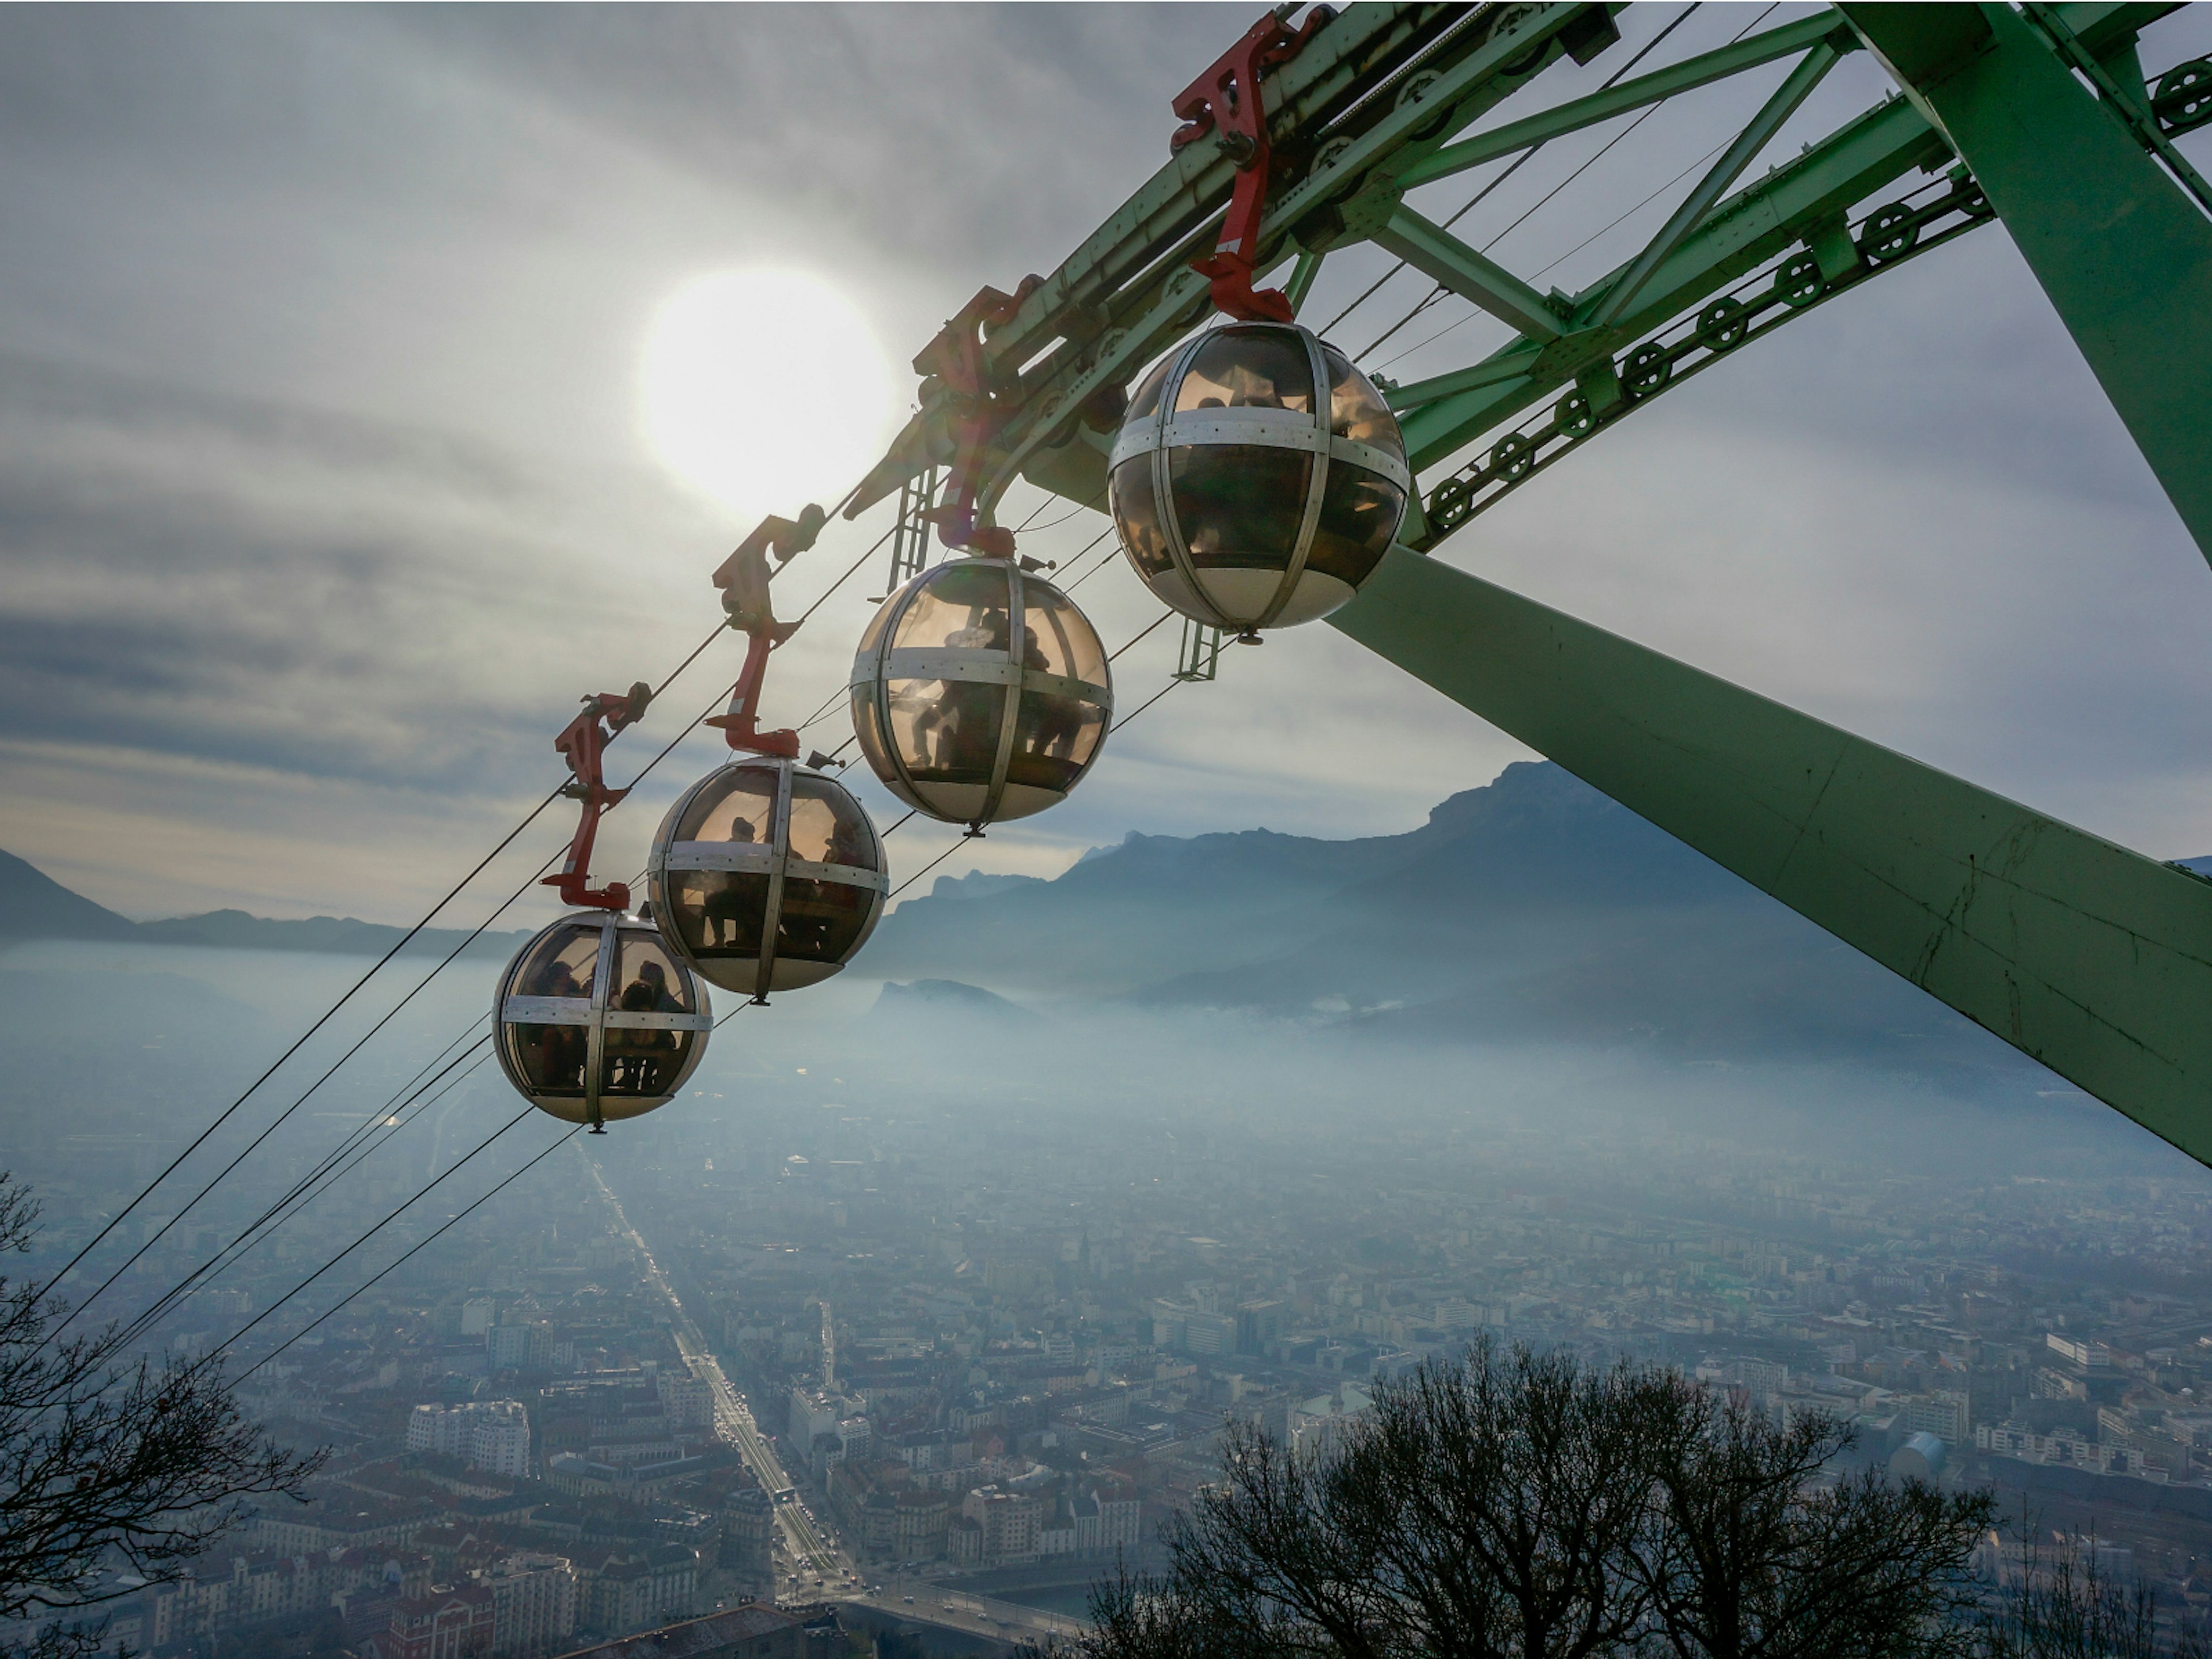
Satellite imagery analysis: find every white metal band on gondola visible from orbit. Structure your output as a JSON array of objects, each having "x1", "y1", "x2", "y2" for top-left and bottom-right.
[
  {"x1": 1107, "y1": 323, "x2": 1412, "y2": 637},
  {"x1": 849, "y1": 555, "x2": 1115, "y2": 831},
  {"x1": 494, "y1": 910, "x2": 712, "y2": 1131},
  {"x1": 648, "y1": 755, "x2": 889, "y2": 1003}
]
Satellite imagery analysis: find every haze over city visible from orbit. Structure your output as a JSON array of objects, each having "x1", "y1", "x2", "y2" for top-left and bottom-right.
[{"x1": 4, "y1": 6, "x2": 2212, "y2": 1659}]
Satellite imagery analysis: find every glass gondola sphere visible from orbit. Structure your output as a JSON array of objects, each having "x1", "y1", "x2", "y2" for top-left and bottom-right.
[
  {"x1": 849, "y1": 555, "x2": 1113, "y2": 827},
  {"x1": 1107, "y1": 322, "x2": 1411, "y2": 634},
  {"x1": 647, "y1": 756, "x2": 888, "y2": 999},
  {"x1": 494, "y1": 910, "x2": 711, "y2": 1127}
]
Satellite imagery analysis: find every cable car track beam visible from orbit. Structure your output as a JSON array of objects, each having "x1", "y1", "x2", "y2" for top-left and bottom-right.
[
  {"x1": 1837, "y1": 0, "x2": 2212, "y2": 565},
  {"x1": 1396, "y1": 12, "x2": 1853, "y2": 188},
  {"x1": 1332, "y1": 547, "x2": 2212, "y2": 1169}
]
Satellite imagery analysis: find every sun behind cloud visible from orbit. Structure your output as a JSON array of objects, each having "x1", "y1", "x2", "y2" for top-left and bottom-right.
[{"x1": 641, "y1": 268, "x2": 896, "y2": 522}]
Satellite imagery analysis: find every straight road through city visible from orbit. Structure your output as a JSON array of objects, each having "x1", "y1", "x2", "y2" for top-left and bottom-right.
[{"x1": 585, "y1": 1159, "x2": 853, "y2": 1588}]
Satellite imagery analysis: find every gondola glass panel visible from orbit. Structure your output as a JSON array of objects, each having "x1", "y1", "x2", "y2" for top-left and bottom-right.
[
  {"x1": 495, "y1": 911, "x2": 711, "y2": 1127},
  {"x1": 851, "y1": 555, "x2": 1113, "y2": 827},
  {"x1": 649, "y1": 756, "x2": 888, "y2": 1000},
  {"x1": 1108, "y1": 322, "x2": 1411, "y2": 633}
]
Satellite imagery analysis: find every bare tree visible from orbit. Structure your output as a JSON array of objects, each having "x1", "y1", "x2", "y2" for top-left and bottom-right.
[
  {"x1": 1638, "y1": 1390, "x2": 1991, "y2": 1659},
  {"x1": 1040, "y1": 1343, "x2": 2000, "y2": 1659},
  {"x1": 0, "y1": 1173, "x2": 323, "y2": 1659},
  {"x1": 1046, "y1": 1340, "x2": 1689, "y2": 1659},
  {"x1": 1975, "y1": 1529, "x2": 2210, "y2": 1659},
  {"x1": 1351, "y1": 1341, "x2": 1683, "y2": 1659}
]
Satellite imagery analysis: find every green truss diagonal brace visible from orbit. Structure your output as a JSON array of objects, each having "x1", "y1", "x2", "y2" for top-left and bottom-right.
[
  {"x1": 1839, "y1": 1, "x2": 2212, "y2": 565},
  {"x1": 1331, "y1": 546, "x2": 2212, "y2": 1168}
]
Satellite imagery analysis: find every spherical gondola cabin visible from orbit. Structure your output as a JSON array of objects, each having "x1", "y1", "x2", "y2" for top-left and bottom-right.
[
  {"x1": 1108, "y1": 323, "x2": 1411, "y2": 635},
  {"x1": 494, "y1": 910, "x2": 711, "y2": 1128},
  {"x1": 849, "y1": 556, "x2": 1113, "y2": 828},
  {"x1": 648, "y1": 756, "x2": 889, "y2": 1001}
]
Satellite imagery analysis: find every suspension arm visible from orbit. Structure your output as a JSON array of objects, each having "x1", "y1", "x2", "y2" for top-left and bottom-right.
[
  {"x1": 1839, "y1": 1, "x2": 2212, "y2": 565},
  {"x1": 1331, "y1": 546, "x2": 2212, "y2": 1167}
]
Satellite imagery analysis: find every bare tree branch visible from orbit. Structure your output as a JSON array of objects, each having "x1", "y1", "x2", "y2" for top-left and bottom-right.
[{"x1": 0, "y1": 1172, "x2": 324, "y2": 1656}]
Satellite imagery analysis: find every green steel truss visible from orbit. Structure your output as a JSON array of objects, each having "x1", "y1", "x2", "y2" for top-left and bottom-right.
[{"x1": 852, "y1": 2, "x2": 2212, "y2": 1164}]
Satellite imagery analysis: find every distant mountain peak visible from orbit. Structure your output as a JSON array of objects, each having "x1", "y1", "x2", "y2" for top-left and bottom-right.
[
  {"x1": 870, "y1": 979, "x2": 1035, "y2": 1025},
  {"x1": 0, "y1": 849, "x2": 531, "y2": 959},
  {"x1": 0, "y1": 849, "x2": 138, "y2": 942},
  {"x1": 925, "y1": 870, "x2": 1045, "y2": 903}
]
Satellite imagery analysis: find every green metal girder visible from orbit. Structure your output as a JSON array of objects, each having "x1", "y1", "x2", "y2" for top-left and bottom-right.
[
  {"x1": 1589, "y1": 41, "x2": 1842, "y2": 328},
  {"x1": 835, "y1": 0, "x2": 2212, "y2": 1173},
  {"x1": 1331, "y1": 546, "x2": 2212, "y2": 1166},
  {"x1": 979, "y1": 4, "x2": 1465, "y2": 375},
  {"x1": 1393, "y1": 92, "x2": 1952, "y2": 469},
  {"x1": 1397, "y1": 12, "x2": 1848, "y2": 190},
  {"x1": 1373, "y1": 205, "x2": 1570, "y2": 340},
  {"x1": 860, "y1": 0, "x2": 2179, "y2": 526},
  {"x1": 978, "y1": 2, "x2": 1613, "y2": 516},
  {"x1": 1839, "y1": 1, "x2": 2212, "y2": 565}
]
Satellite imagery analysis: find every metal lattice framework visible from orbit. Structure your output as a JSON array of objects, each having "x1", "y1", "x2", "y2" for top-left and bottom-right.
[{"x1": 847, "y1": 2, "x2": 2212, "y2": 1166}]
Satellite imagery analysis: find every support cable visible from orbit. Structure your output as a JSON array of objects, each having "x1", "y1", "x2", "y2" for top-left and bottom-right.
[
  {"x1": 1109, "y1": 611, "x2": 1175, "y2": 661},
  {"x1": 1111, "y1": 676, "x2": 1185, "y2": 732},
  {"x1": 1060, "y1": 525, "x2": 1129, "y2": 594},
  {"x1": 205, "y1": 1104, "x2": 539, "y2": 1365},
  {"x1": 207, "y1": 631, "x2": 1224, "y2": 1366},
  {"x1": 52, "y1": 531, "x2": 822, "y2": 1333},
  {"x1": 888, "y1": 840, "x2": 967, "y2": 902},
  {"x1": 229, "y1": 1124, "x2": 587, "y2": 1382},
  {"x1": 112, "y1": 1025, "x2": 502, "y2": 1350},
  {"x1": 1316, "y1": 3, "x2": 1703, "y2": 344},
  {"x1": 793, "y1": 522, "x2": 900, "y2": 630},
  {"x1": 30, "y1": 782, "x2": 568, "y2": 1308},
  {"x1": 1355, "y1": 2, "x2": 1731, "y2": 362},
  {"x1": 55, "y1": 843, "x2": 569, "y2": 1338}
]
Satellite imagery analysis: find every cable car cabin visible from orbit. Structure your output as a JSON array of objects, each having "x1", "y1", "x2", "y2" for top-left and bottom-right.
[
  {"x1": 1108, "y1": 322, "x2": 1411, "y2": 635},
  {"x1": 648, "y1": 756, "x2": 889, "y2": 1001},
  {"x1": 849, "y1": 556, "x2": 1113, "y2": 828},
  {"x1": 495, "y1": 911, "x2": 711, "y2": 1128}
]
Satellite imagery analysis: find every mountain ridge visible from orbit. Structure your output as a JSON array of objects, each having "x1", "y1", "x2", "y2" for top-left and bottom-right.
[
  {"x1": 0, "y1": 851, "x2": 531, "y2": 959},
  {"x1": 864, "y1": 762, "x2": 2061, "y2": 1086},
  {"x1": 6, "y1": 765, "x2": 2199, "y2": 1089}
]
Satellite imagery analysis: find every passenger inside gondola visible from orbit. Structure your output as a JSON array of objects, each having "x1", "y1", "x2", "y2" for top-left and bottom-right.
[
  {"x1": 605, "y1": 955, "x2": 683, "y2": 1093},
  {"x1": 700, "y1": 872, "x2": 768, "y2": 950},
  {"x1": 524, "y1": 1022, "x2": 586, "y2": 1093}
]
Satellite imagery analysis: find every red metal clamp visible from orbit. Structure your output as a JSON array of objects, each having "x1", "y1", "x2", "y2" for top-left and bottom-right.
[
  {"x1": 915, "y1": 275, "x2": 1044, "y2": 556},
  {"x1": 544, "y1": 683, "x2": 653, "y2": 911},
  {"x1": 1175, "y1": 9, "x2": 1331, "y2": 324},
  {"x1": 705, "y1": 506, "x2": 826, "y2": 759}
]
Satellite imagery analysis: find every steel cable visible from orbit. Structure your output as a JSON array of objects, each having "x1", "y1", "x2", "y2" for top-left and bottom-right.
[
  {"x1": 226, "y1": 1123, "x2": 587, "y2": 1382},
  {"x1": 59, "y1": 520, "x2": 865, "y2": 1337},
  {"x1": 205, "y1": 1104, "x2": 539, "y2": 1365},
  {"x1": 195, "y1": 618, "x2": 1213, "y2": 1363},
  {"x1": 56, "y1": 844, "x2": 570, "y2": 1339},
  {"x1": 30, "y1": 782, "x2": 569, "y2": 1310},
  {"x1": 1351, "y1": 4, "x2": 1713, "y2": 362},
  {"x1": 111, "y1": 1024, "x2": 503, "y2": 1349}
]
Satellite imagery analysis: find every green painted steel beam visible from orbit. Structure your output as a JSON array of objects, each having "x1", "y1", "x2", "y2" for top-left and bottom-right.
[
  {"x1": 1839, "y1": 1, "x2": 2212, "y2": 565},
  {"x1": 980, "y1": 2, "x2": 1600, "y2": 380},
  {"x1": 1331, "y1": 545, "x2": 2212, "y2": 1166},
  {"x1": 975, "y1": 3, "x2": 1609, "y2": 515},
  {"x1": 1590, "y1": 42, "x2": 1842, "y2": 328},
  {"x1": 1385, "y1": 346, "x2": 1544, "y2": 411},
  {"x1": 1396, "y1": 92, "x2": 1952, "y2": 468},
  {"x1": 1373, "y1": 205, "x2": 1570, "y2": 340},
  {"x1": 858, "y1": 0, "x2": 2176, "y2": 526},
  {"x1": 1397, "y1": 12, "x2": 1847, "y2": 190}
]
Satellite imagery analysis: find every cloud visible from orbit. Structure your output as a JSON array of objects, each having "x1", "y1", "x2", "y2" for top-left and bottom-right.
[{"x1": 2, "y1": 2, "x2": 2209, "y2": 926}]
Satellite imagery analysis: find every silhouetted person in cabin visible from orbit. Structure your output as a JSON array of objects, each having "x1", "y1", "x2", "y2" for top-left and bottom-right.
[{"x1": 609, "y1": 959, "x2": 679, "y2": 1092}]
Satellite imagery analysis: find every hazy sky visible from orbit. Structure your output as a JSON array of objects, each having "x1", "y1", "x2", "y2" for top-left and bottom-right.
[{"x1": 3, "y1": 2, "x2": 2210, "y2": 926}]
